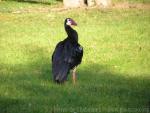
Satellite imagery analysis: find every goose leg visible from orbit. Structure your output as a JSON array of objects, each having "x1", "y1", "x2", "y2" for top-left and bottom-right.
[{"x1": 72, "y1": 67, "x2": 77, "y2": 84}]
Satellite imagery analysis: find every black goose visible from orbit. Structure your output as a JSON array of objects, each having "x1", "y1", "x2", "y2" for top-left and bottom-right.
[{"x1": 52, "y1": 18, "x2": 83, "y2": 84}]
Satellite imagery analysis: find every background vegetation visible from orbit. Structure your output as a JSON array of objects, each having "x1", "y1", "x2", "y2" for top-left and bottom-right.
[{"x1": 0, "y1": 0, "x2": 150, "y2": 113}]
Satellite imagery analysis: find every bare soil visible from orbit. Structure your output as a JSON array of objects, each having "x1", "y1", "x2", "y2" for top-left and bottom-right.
[{"x1": 12, "y1": 3, "x2": 150, "y2": 14}]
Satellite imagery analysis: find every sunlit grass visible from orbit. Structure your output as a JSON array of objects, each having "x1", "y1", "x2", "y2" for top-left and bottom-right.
[
  {"x1": 0, "y1": 2, "x2": 150, "y2": 113},
  {"x1": 0, "y1": 0, "x2": 61, "y2": 13}
]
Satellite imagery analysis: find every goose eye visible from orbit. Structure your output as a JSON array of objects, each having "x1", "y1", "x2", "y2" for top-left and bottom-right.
[
  {"x1": 67, "y1": 19, "x2": 71, "y2": 22},
  {"x1": 66, "y1": 19, "x2": 71, "y2": 25}
]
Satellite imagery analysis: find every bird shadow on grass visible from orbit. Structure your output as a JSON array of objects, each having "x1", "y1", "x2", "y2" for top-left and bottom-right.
[
  {"x1": 9, "y1": 0, "x2": 62, "y2": 5},
  {"x1": 0, "y1": 45, "x2": 150, "y2": 113}
]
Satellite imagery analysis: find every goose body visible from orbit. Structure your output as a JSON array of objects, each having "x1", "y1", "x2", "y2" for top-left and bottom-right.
[{"x1": 52, "y1": 18, "x2": 83, "y2": 83}]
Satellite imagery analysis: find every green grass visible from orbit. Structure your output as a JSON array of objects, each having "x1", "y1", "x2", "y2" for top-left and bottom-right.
[
  {"x1": 0, "y1": 0, "x2": 61, "y2": 13},
  {"x1": 0, "y1": 1, "x2": 150, "y2": 113}
]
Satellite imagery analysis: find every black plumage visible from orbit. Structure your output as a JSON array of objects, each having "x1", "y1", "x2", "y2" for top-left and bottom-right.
[{"x1": 52, "y1": 18, "x2": 83, "y2": 83}]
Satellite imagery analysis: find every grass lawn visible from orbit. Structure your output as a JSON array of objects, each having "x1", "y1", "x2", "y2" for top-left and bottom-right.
[{"x1": 0, "y1": 1, "x2": 150, "y2": 113}]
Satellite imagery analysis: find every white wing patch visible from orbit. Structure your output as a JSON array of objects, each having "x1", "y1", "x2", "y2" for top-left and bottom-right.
[{"x1": 79, "y1": 46, "x2": 83, "y2": 51}]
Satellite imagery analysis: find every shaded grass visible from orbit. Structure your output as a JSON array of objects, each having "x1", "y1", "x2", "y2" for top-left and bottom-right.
[{"x1": 0, "y1": 4, "x2": 150, "y2": 113}]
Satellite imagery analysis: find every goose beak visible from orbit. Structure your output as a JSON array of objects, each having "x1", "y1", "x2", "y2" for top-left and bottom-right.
[{"x1": 71, "y1": 19, "x2": 77, "y2": 26}]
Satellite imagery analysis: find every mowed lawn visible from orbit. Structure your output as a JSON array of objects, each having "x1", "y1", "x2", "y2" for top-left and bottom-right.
[{"x1": 0, "y1": 1, "x2": 150, "y2": 113}]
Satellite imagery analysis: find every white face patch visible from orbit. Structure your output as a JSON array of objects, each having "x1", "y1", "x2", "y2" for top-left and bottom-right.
[{"x1": 66, "y1": 19, "x2": 72, "y2": 25}]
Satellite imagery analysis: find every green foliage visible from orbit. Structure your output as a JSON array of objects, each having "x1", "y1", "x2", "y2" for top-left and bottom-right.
[{"x1": 0, "y1": 1, "x2": 150, "y2": 113}]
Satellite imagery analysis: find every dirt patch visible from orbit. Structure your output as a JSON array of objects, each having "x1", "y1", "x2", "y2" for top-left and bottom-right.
[
  {"x1": 112, "y1": 2, "x2": 150, "y2": 9},
  {"x1": 11, "y1": 3, "x2": 150, "y2": 14}
]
